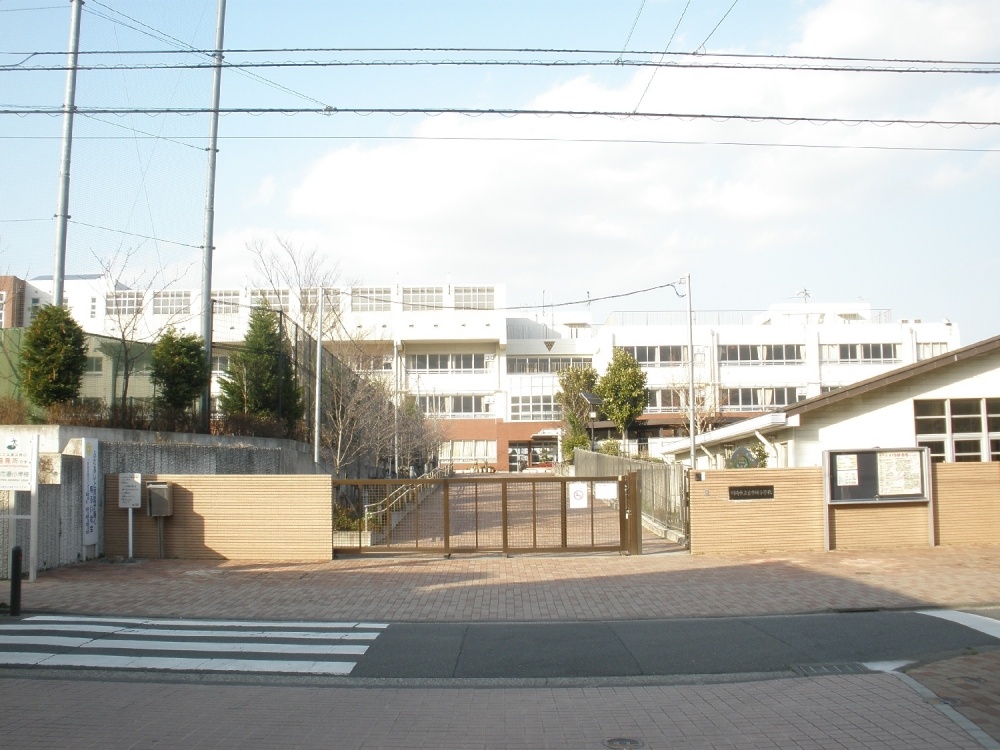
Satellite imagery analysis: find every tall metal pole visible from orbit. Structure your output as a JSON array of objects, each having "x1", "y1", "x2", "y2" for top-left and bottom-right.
[
  {"x1": 199, "y1": 0, "x2": 227, "y2": 428},
  {"x1": 686, "y1": 273, "x2": 696, "y2": 470},
  {"x1": 52, "y1": 0, "x2": 84, "y2": 306},
  {"x1": 314, "y1": 289, "x2": 324, "y2": 465}
]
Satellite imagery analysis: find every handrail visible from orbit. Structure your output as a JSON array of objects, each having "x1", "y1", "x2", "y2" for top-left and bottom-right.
[{"x1": 362, "y1": 467, "x2": 448, "y2": 529}]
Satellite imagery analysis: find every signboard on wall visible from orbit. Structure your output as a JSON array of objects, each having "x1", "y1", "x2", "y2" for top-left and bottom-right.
[{"x1": 826, "y1": 448, "x2": 928, "y2": 504}]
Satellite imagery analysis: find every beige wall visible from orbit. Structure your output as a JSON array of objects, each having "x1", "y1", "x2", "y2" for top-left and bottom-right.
[
  {"x1": 105, "y1": 474, "x2": 333, "y2": 561},
  {"x1": 933, "y1": 462, "x2": 1000, "y2": 546},
  {"x1": 690, "y1": 464, "x2": 999, "y2": 554},
  {"x1": 690, "y1": 468, "x2": 825, "y2": 554}
]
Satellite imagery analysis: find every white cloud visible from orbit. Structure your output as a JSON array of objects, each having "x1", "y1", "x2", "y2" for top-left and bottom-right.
[{"x1": 221, "y1": 0, "x2": 1000, "y2": 339}]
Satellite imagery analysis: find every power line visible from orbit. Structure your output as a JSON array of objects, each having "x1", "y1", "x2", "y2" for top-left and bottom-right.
[
  {"x1": 4, "y1": 132, "x2": 996, "y2": 153},
  {"x1": 6, "y1": 58, "x2": 1000, "y2": 74},
  {"x1": 3, "y1": 105, "x2": 997, "y2": 128}
]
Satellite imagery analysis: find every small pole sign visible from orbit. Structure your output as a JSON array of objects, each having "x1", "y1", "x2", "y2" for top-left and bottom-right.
[{"x1": 118, "y1": 473, "x2": 141, "y2": 560}]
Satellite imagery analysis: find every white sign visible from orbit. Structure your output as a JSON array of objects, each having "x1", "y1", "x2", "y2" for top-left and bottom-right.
[
  {"x1": 836, "y1": 469, "x2": 859, "y2": 487},
  {"x1": 82, "y1": 439, "x2": 99, "y2": 546},
  {"x1": 594, "y1": 482, "x2": 619, "y2": 501},
  {"x1": 0, "y1": 435, "x2": 35, "y2": 491},
  {"x1": 877, "y1": 451, "x2": 923, "y2": 496},
  {"x1": 568, "y1": 481, "x2": 589, "y2": 509},
  {"x1": 118, "y1": 473, "x2": 142, "y2": 509}
]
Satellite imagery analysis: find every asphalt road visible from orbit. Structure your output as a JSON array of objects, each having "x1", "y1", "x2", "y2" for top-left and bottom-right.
[{"x1": 352, "y1": 610, "x2": 1000, "y2": 680}]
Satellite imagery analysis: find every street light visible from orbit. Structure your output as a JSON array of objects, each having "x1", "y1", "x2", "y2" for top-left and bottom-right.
[
  {"x1": 580, "y1": 391, "x2": 602, "y2": 450},
  {"x1": 665, "y1": 275, "x2": 696, "y2": 471}
]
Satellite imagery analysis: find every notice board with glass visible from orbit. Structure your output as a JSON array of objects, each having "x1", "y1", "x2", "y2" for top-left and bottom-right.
[{"x1": 824, "y1": 448, "x2": 929, "y2": 504}]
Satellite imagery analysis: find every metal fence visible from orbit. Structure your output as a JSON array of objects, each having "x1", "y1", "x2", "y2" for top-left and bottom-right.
[
  {"x1": 332, "y1": 474, "x2": 640, "y2": 555},
  {"x1": 573, "y1": 450, "x2": 688, "y2": 543}
]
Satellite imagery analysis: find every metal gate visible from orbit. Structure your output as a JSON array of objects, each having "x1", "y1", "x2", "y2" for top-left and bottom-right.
[{"x1": 332, "y1": 474, "x2": 641, "y2": 555}]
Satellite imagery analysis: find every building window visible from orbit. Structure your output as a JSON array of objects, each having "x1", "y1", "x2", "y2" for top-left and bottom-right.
[
  {"x1": 616, "y1": 346, "x2": 688, "y2": 366},
  {"x1": 402, "y1": 287, "x2": 443, "y2": 311},
  {"x1": 407, "y1": 353, "x2": 488, "y2": 373},
  {"x1": 722, "y1": 387, "x2": 804, "y2": 412},
  {"x1": 351, "y1": 287, "x2": 392, "y2": 312},
  {"x1": 213, "y1": 291, "x2": 240, "y2": 314},
  {"x1": 719, "y1": 344, "x2": 804, "y2": 365},
  {"x1": 509, "y1": 394, "x2": 561, "y2": 421},
  {"x1": 914, "y1": 398, "x2": 1000, "y2": 462},
  {"x1": 646, "y1": 389, "x2": 684, "y2": 412},
  {"x1": 152, "y1": 290, "x2": 191, "y2": 315},
  {"x1": 84, "y1": 356, "x2": 103, "y2": 374},
  {"x1": 418, "y1": 394, "x2": 491, "y2": 418},
  {"x1": 439, "y1": 440, "x2": 497, "y2": 462},
  {"x1": 105, "y1": 291, "x2": 144, "y2": 317},
  {"x1": 211, "y1": 355, "x2": 230, "y2": 374},
  {"x1": 454, "y1": 286, "x2": 494, "y2": 310},
  {"x1": 918, "y1": 342, "x2": 948, "y2": 360},
  {"x1": 300, "y1": 288, "x2": 340, "y2": 315},
  {"x1": 89, "y1": 296, "x2": 96, "y2": 319},
  {"x1": 822, "y1": 343, "x2": 899, "y2": 363},
  {"x1": 506, "y1": 356, "x2": 591, "y2": 374},
  {"x1": 250, "y1": 289, "x2": 289, "y2": 312}
]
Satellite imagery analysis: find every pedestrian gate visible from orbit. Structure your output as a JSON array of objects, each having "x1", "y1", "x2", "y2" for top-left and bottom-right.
[{"x1": 332, "y1": 474, "x2": 641, "y2": 555}]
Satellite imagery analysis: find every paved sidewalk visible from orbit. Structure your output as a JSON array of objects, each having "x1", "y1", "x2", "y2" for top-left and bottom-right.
[{"x1": 4, "y1": 543, "x2": 1000, "y2": 748}]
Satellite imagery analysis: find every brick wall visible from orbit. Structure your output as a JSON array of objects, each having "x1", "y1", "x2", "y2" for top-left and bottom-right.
[
  {"x1": 105, "y1": 474, "x2": 333, "y2": 561},
  {"x1": 689, "y1": 468, "x2": 825, "y2": 554},
  {"x1": 829, "y1": 503, "x2": 931, "y2": 550},
  {"x1": 933, "y1": 462, "x2": 1000, "y2": 546}
]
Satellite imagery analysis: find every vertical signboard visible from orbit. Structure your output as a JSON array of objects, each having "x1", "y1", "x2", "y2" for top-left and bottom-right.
[
  {"x1": 81, "y1": 439, "x2": 99, "y2": 548},
  {"x1": 0, "y1": 434, "x2": 39, "y2": 581}
]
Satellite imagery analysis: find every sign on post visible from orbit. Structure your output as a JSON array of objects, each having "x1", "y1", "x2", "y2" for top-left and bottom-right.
[
  {"x1": 118, "y1": 473, "x2": 142, "y2": 509},
  {"x1": 81, "y1": 439, "x2": 99, "y2": 549},
  {"x1": 0, "y1": 434, "x2": 39, "y2": 582}
]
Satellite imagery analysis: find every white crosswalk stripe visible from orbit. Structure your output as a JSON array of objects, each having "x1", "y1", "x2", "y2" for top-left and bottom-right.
[{"x1": 0, "y1": 615, "x2": 387, "y2": 676}]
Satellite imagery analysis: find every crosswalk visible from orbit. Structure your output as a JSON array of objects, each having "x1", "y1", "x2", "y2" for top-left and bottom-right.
[{"x1": 0, "y1": 615, "x2": 387, "y2": 675}]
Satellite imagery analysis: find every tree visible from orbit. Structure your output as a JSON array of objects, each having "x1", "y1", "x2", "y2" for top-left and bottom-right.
[
  {"x1": 594, "y1": 348, "x2": 647, "y2": 453},
  {"x1": 555, "y1": 365, "x2": 599, "y2": 459},
  {"x1": 150, "y1": 328, "x2": 210, "y2": 430},
  {"x1": 19, "y1": 305, "x2": 88, "y2": 407},
  {"x1": 219, "y1": 304, "x2": 304, "y2": 435}
]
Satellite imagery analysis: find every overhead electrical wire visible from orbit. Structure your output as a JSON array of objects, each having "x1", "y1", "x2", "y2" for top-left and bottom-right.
[{"x1": 2, "y1": 105, "x2": 996, "y2": 129}]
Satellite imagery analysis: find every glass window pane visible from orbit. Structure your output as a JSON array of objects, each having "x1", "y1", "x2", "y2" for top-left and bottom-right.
[{"x1": 914, "y1": 400, "x2": 945, "y2": 417}]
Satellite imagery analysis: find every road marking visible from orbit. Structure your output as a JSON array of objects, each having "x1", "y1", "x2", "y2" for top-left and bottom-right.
[
  {"x1": 0, "y1": 615, "x2": 383, "y2": 675},
  {"x1": 917, "y1": 610, "x2": 1000, "y2": 639}
]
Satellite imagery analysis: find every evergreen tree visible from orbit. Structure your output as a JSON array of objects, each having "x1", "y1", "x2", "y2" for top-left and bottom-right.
[
  {"x1": 555, "y1": 365, "x2": 599, "y2": 459},
  {"x1": 595, "y1": 348, "x2": 647, "y2": 452},
  {"x1": 218, "y1": 305, "x2": 303, "y2": 432},
  {"x1": 19, "y1": 305, "x2": 88, "y2": 407},
  {"x1": 150, "y1": 328, "x2": 210, "y2": 428}
]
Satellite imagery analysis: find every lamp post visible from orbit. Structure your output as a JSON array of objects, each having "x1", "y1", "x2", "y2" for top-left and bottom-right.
[
  {"x1": 581, "y1": 391, "x2": 602, "y2": 451},
  {"x1": 666, "y1": 276, "x2": 696, "y2": 470}
]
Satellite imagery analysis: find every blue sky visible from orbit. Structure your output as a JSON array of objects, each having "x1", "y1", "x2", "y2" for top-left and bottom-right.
[{"x1": 2, "y1": 0, "x2": 999, "y2": 342}]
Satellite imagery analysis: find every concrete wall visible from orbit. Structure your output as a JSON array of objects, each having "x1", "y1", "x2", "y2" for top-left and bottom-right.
[
  {"x1": 104, "y1": 474, "x2": 333, "y2": 561},
  {"x1": 933, "y1": 462, "x2": 1000, "y2": 546}
]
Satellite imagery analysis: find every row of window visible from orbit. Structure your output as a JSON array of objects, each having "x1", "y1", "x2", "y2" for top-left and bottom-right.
[
  {"x1": 406, "y1": 353, "x2": 490, "y2": 372},
  {"x1": 915, "y1": 398, "x2": 1000, "y2": 462},
  {"x1": 417, "y1": 394, "x2": 491, "y2": 417},
  {"x1": 506, "y1": 357, "x2": 592, "y2": 374},
  {"x1": 208, "y1": 286, "x2": 498, "y2": 315},
  {"x1": 617, "y1": 342, "x2": 913, "y2": 367}
]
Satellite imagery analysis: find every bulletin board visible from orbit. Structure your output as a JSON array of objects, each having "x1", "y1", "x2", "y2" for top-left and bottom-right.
[{"x1": 824, "y1": 448, "x2": 929, "y2": 504}]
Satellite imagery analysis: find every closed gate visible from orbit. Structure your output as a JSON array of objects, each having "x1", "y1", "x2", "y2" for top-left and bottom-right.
[{"x1": 332, "y1": 474, "x2": 641, "y2": 555}]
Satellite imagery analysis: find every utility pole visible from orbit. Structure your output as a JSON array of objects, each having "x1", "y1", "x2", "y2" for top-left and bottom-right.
[
  {"x1": 199, "y1": 0, "x2": 227, "y2": 429},
  {"x1": 52, "y1": 0, "x2": 84, "y2": 306}
]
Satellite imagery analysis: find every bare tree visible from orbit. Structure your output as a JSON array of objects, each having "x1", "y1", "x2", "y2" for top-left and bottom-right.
[{"x1": 96, "y1": 248, "x2": 192, "y2": 428}]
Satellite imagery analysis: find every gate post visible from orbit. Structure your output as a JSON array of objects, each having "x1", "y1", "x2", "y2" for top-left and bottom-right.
[
  {"x1": 628, "y1": 471, "x2": 642, "y2": 555},
  {"x1": 501, "y1": 479, "x2": 509, "y2": 554},
  {"x1": 443, "y1": 479, "x2": 450, "y2": 555}
]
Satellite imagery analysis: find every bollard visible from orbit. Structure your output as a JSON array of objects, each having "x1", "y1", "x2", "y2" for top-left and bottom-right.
[{"x1": 10, "y1": 545, "x2": 22, "y2": 617}]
